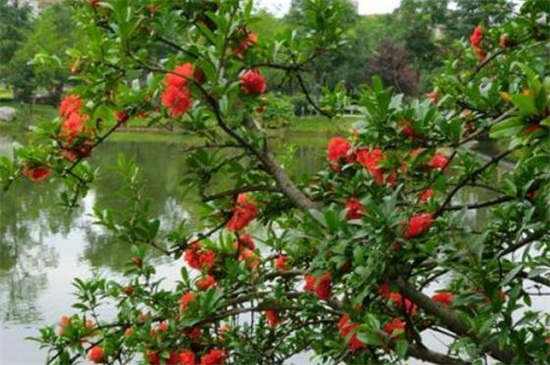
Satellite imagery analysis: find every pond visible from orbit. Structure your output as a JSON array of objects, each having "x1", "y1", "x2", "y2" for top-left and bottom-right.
[{"x1": 0, "y1": 131, "x2": 514, "y2": 364}]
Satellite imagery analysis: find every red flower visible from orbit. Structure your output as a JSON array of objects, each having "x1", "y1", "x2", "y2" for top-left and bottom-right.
[
  {"x1": 241, "y1": 70, "x2": 266, "y2": 94},
  {"x1": 378, "y1": 282, "x2": 392, "y2": 300},
  {"x1": 304, "y1": 273, "x2": 332, "y2": 301},
  {"x1": 198, "y1": 250, "x2": 217, "y2": 271},
  {"x1": 327, "y1": 137, "x2": 352, "y2": 168},
  {"x1": 148, "y1": 4, "x2": 159, "y2": 14},
  {"x1": 426, "y1": 91, "x2": 438, "y2": 104},
  {"x1": 265, "y1": 310, "x2": 281, "y2": 328},
  {"x1": 161, "y1": 86, "x2": 192, "y2": 117},
  {"x1": 356, "y1": 148, "x2": 387, "y2": 185},
  {"x1": 428, "y1": 153, "x2": 448, "y2": 170},
  {"x1": 186, "y1": 326, "x2": 202, "y2": 341},
  {"x1": 304, "y1": 275, "x2": 316, "y2": 292},
  {"x1": 180, "y1": 292, "x2": 196, "y2": 310},
  {"x1": 403, "y1": 213, "x2": 433, "y2": 239},
  {"x1": 388, "y1": 292, "x2": 418, "y2": 316},
  {"x1": 338, "y1": 315, "x2": 367, "y2": 352},
  {"x1": 196, "y1": 275, "x2": 216, "y2": 290},
  {"x1": 384, "y1": 318, "x2": 405, "y2": 338},
  {"x1": 500, "y1": 34, "x2": 509, "y2": 48},
  {"x1": 59, "y1": 316, "x2": 71, "y2": 326},
  {"x1": 180, "y1": 349, "x2": 196, "y2": 365},
  {"x1": 165, "y1": 63, "x2": 194, "y2": 89},
  {"x1": 470, "y1": 26, "x2": 486, "y2": 61},
  {"x1": 238, "y1": 248, "x2": 260, "y2": 269},
  {"x1": 274, "y1": 255, "x2": 287, "y2": 271},
  {"x1": 87, "y1": 0, "x2": 99, "y2": 5},
  {"x1": 200, "y1": 349, "x2": 226, "y2": 365},
  {"x1": 473, "y1": 47, "x2": 487, "y2": 61},
  {"x1": 234, "y1": 31, "x2": 258, "y2": 59},
  {"x1": 226, "y1": 194, "x2": 257, "y2": 231},
  {"x1": 345, "y1": 198, "x2": 365, "y2": 220},
  {"x1": 87, "y1": 346, "x2": 105, "y2": 363},
  {"x1": 115, "y1": 110, "x2": 129, "y2": 125},
  {"x1": 399, "y1": 120, "x2": 415, "y2": 138},
  {"x1": 521, "y1": 124, "x2": 542, "y2": 135},
  {"x1": 234, "y1": 234, "x2": 255, "y2": 250},
  {"x1": 432, "y1": 292, "x2": 453, "y2": 307},
  {"x1": 419, "y1": 188, "x2": 433, "y2": 202},
  {"x1": 166, "y1": 352, "x2": 182, "y2": 365},
  {"x1": 59, "y1": 94, "x2": 84, "y2": 117},
  {"x1": 470, "y1": 26, "x2": 483, "y2": 48},
  {"x1": 60, "y1": 112, "x2": 88, "y2": 141},
  {"x1": 22, "y1": 164, "x2": 51, "y2": 182},
  {"x1": 184, "y1": 246, "x2": 201, "y2": 269},
  {"x1": 146, "y1": 352, "x2": 160, "y2": 365}
]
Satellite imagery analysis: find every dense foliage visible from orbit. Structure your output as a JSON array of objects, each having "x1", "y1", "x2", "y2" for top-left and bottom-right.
[{"x1": 0, "y1": 0, "x2": 549, "y2": 364}]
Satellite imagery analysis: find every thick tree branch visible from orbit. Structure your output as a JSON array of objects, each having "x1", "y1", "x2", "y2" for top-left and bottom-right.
[{"x1": 396, "y1": 277, "x2": 515, "y2": 364}]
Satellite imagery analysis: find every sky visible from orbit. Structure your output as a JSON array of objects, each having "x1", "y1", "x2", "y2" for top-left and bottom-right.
[{"x1": 256, "y1": 0, "x2": 402, "y2": 17}]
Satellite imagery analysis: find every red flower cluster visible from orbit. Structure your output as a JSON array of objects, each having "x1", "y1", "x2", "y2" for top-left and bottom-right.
[
  {"x1": 87, "y1": 346, "x2": 105, "y2": 363},
  {"x1": 180, "y1": 349, "x2": 196, "y2": 365},
  {"x1": 200, "y1": 349, "x2": 225, "y2": 365},
  {"x1": 274, "y1": 255, "x2": 287, "y2": 271},
  {"x1": 384, "y1": 318, "x2": 405, "y2": 338},
  {"x1": 345, "y1": 198, "x2": 365, "y2": 220},
  {"x1": 389, "y1": 292, "x2": 418, "y2": 316},
  {"x1": 304, "y1": 273, "x2": 332, "y2": 301},
  {"x1": 184, "y1": 242, "x2": 217, "y2": 271},
  {"x1": 196, "y1": 275, "x2": 216, "y2": 290},
  {"x1": 241, "y1": 70, "x2": 267, "y2": 94},
  {"x1": 403, "y1": 213, "x2": 433, "y2": 239},
  {"x1": 426, "y1": 91, "x2": 438, "y2": 104},
  {"x1": 378, "y1": 283, "x2": 418, "y2": 315},
  {"x1": 233, "y1": 30, "x2": 258, "y2": 59},
  {"x1": 432, "y1": 291, "x2": 453, "y2": 307},
  {"x1": 428, "y1": 153, "x2": 449, "y2": 170},
  {"x1": 58, "y1": 94, "x2": 94, "y2": 161},
  {"x1": 356, "y1": 148, "x2": 391, "y2": 185},
  {"x1": 114, "y1": 110, "x2": 129, "y2": 125},
  {"x1": 162, "y1": 63, "x2": 194, "y2": 117},
  {"x1": 226, "y1": 194, "x2": 257, "y2": 231},
  {"x1": 22, "y1": 164, "x2": 51, "y2": 182},
  {"x1": 238, "y1": 248, "x2": 260, "y2": 270},
  {"x1": 327, "y1": 137, "x2": 353, "y2": 170},
  {"x1": 338, "y1": 315, "x2": 367, "y2": 352},
  {"x1": 59, "y1": 94, "x2": 83, "y2": 117},
  {"x1": 399, "y1": 120, "x2": 415, "y2": 138},
  {"x1": 419, "y1": 188, "x2": 433, "y2": 202},
  {"x1": 265, "y1": 310, "x2": 281, "y2": 328},
  {"x1": 180, "y1": 292, "x2": 196, "y2": 310},
  {"x1": 233, "y1": 234, "x2": 255, "y2": 250},
  {"x1": 470, "y1": 26, "x2": 486, "y2": 61}
]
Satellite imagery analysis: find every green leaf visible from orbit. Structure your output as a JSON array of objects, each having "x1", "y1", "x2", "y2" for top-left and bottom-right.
[
  {"x1": 502, "y1": 265, "x2": 523, "y2": 286},
  {"x1": 511, "y1": 94, "x2": 538, "y2": 115},
  {"x1": 489, "y1": 117, "x2": 524, "y2": 139}
]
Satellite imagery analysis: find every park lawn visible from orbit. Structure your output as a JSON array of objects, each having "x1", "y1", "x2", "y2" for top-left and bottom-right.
[
  {"x1": 0, "y1": 101, "x2": 58, "y2": 125},
  {"x1": 0, "y1": 88, "x2": 13, "y2": 99}
]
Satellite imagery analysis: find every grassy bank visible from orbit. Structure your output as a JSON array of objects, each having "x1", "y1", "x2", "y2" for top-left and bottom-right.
[{"x1": 0, "y1": 102, "x2": 359, "y2": 137}]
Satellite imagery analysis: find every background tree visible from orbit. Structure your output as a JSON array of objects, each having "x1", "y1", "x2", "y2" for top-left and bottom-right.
[
  {"x1": 0, "y1": 0, "x2": 32, "y2": 91},
  {"x1": 7, "y1": 2, "x2": 78, "y2": 103}
]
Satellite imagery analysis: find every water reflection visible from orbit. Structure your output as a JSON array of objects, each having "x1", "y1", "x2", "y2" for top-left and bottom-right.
[{"x1": 0, "y1": 132, "x2": 506, "y2": 364}]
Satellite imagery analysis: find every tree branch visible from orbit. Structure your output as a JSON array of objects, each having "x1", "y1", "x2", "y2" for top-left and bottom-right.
[{"x1": 396, "y1": 277, "x2": 516, "y2": 364}]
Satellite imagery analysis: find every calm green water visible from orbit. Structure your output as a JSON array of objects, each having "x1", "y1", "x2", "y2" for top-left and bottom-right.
[
  {"x1": 0, "y1": 132, "x2": 508, "y2": 364},
  {"x1": 0, "y1": 132, "x2": 329, "y2": 364}
]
